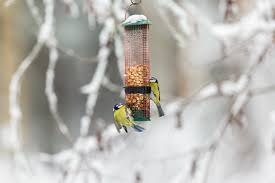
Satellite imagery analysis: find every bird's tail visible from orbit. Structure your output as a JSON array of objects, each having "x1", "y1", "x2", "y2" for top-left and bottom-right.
[
  {"x1": 131, "y1": 123, "x2": 145, "y2": 132},
  {"x1": 157, "y1": 103, "x2": 165, "y2": 117}
]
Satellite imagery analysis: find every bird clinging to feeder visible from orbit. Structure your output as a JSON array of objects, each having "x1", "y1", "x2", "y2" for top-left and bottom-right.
[
  {"x1": 123, "y1": 14, "x2": 152, "y2": 121},
  {"x1": 149, "y1": 77, "x2": 165, "y2": 117},
  {"x1": 113, "y1": 103, "x2": 146, "y2": 133}
]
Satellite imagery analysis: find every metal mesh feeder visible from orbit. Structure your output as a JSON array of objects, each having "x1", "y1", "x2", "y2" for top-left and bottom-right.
[{"x1": 123, "y1": 14, "x2": 151, "y2": 121}]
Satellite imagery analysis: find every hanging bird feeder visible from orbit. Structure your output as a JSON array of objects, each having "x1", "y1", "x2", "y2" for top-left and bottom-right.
[{"x1": 123, "y1": 14, "x2": 152, "y2": 121}]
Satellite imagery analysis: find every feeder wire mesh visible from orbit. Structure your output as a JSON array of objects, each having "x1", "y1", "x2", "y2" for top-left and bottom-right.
[{"x1": 124, "y1": 17, "x2": 151, "y2": 121}]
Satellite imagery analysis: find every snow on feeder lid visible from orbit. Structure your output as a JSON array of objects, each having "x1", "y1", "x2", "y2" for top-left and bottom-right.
[
  {"x1": 123, "y1": 14, "x2": 151, "y2": 121},
  {"x1": 122, "y1": 14, "x2": 151, "y2": 27}
]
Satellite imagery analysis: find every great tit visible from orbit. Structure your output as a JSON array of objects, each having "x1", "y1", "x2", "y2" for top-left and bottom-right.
[
  {"x1": 113, "y1": 103, "x2": 145, "y2": 133},
  {"x1": 149, "y1": 77, "x2": 165, "y2": 117}
]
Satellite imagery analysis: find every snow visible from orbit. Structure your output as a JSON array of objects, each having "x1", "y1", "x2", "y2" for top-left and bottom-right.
[
  {"x1": 124, "y1": 15, "x2": 148, "y2": 25},
  {"x1": 197, "y1": 83, "x2": 218, "y2": 99},
  {"x1": 221, "y1": 75, "x2": 248, "y2": 95},
  {"x1": 231, "y1": 91, "x2": 249, "y2": 116},
  {"x1": 26, "y1": 0, "x2": 43, "y2": 25},
  {"x1": 38, "y1": 0, "x2": 55, "y2": 43},
  {"x1": 10, "y1": 111, "x2": 271, "y2": 183}
]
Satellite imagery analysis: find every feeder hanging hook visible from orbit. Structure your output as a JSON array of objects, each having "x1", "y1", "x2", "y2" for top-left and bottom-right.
[
  {"x1": 125, "y1": 0, "x2": 143, "y2": 19},
  {"x1": 131, "y1": 0, "x2": 141, "y2": 5}
]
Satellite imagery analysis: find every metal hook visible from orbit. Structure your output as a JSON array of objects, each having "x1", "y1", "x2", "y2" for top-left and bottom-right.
[
  {"x1": 125, "y1": 0, "x2": 144, "y2": 20},
  {"x1": 130, "y1": 0, "x2": 141, "y2": 5}
]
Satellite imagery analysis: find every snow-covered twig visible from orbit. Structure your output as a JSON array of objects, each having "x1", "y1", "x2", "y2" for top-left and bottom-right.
[
  {"x1": 102, "y1": 76, "x2": 123, "y2": 94},
  {"x1": 8, "y1": 0, "x2": 61, "y2": 178},
  {"x1": 80, "y1": 17, "x2": 115, "y2": 137},
  {"x1": 43, "y1": 0, "x2": 73, "y2": 143},
  {"x1": 25, "y1": 0, "x2": 43, "y2": 25},
  {"x1": 9, "y1": 42, "x2": 43, "y2": 151},
  {"x1": 58, "y1": 46, "x2": 98, "y2": 63},
  {"x1": 158, "y1": 1, "x2": 185, "y2": 47},
  {"x1": 45, "y1": 38, "x2": 73, "y2": 142},
  {"x1": 158, "y1": 0, "x2": 198, "y2": 47},
  {"x1": 25, "y1": 0, "x2": 73, "y2": 142},
  {"x1": 114, "y1": 33, "x2": 124, "y2": 79},
  {"x1": 201, "y1": 42, "x2": 272, "y2": 183}
]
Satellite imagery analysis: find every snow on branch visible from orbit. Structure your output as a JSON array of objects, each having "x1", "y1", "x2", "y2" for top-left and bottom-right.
[
  {"x1": 45, "y1": 38, "x2": 73, "y2": 142},
  {"x1": 9, "y1": 42, "x2": 43, "y2": 150},
  {"x1": 80, "y1": 17, "x2": 115, "y2": 136},
  {"x1": 25, "y1": 0, "x2": 73, "y2": 141},
  {"x1": 9, "y1": 0, "x2": 56, "y2": 151},
  {"x1": 190, "y1": 42, "x2": 272, "y2": 183},
  {"x1": 159, "y1": 0, "x2": 275, "y2": 56},
  {"x1": 25, "y1": 0, "x2": 43, "y2": 25}
]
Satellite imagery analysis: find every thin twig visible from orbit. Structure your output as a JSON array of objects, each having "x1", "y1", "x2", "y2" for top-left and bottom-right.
[
  {"x1": 45, "y1": 39, "x2": 73, "y2": 143},
  {"x1": 9, "y1": 42, "x2": 44, "y2": 150}
]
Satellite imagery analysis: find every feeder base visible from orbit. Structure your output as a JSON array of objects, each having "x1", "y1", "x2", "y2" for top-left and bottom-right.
[{"x1": 132, "y1": 110, "x2": 150, "y2": 122}]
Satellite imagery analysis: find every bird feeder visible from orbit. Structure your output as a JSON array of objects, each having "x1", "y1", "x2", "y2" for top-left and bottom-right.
[{"x1": 123, "y1": 14, "x2": 151, "y2": 121}]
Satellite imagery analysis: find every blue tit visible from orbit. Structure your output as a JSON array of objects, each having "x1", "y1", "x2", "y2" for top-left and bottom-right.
[
  {"x1": 113, "y1": 103, "x2": 145, "y2": 133},
  {"x1": 149, "y1": 77, "x2": 165, "y2": 117}
]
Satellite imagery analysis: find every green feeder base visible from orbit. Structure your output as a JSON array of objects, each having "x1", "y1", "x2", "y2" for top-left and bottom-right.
[{"x1": 132, "y1": 110, "x2": 150, "y2": 122}]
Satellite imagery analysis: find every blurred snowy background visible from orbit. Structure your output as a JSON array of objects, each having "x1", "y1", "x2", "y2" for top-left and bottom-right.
[{"x1": 1, "y1": 0, "x2": 275, "y2": 182}]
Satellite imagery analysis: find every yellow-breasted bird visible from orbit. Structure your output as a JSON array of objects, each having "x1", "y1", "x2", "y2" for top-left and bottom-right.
[
  {"x1": 113, "y1": 103, "x2": 145, "y2": 133},
  {"x1": 149, "y1": 77, "x2": 165, "y2": 117}
]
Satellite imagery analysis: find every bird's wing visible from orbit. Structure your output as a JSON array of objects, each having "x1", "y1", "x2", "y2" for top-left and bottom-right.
[
  {"x1": 157, "y1": 85, "x2": 160, "y2": 101},
  {"x1": 125, "y1": 106, "x2": 134, "y2": 121},
  {"x1": 114, "y1": 112, "x2": 122, "y2": 133},
  {"x1": 150, "y1": 83, "x2": 160, "y2": 101}
]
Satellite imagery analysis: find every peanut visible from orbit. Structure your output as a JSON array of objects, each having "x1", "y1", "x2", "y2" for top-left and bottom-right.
[{"x1": 125, "y1": 64, "x2": 150, "y2": 113}]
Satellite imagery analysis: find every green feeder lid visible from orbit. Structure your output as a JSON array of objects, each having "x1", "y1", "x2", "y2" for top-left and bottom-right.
[{"x1": 122, "y1": 14, "x2": 151, "y2": 27}]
